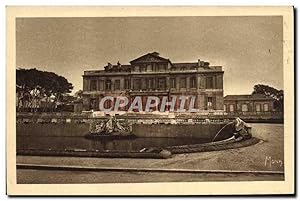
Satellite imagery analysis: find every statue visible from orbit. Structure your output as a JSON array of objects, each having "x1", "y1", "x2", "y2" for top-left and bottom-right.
[
  {"x1": 212, "y1": 117, "x2": 252, "y2": 142},
  {"x1": 232, "y1": 117, "x2": 252, "y2": 139},
  {"x1": 88, "y1": 116, "x2": 133, "y2": 137}
]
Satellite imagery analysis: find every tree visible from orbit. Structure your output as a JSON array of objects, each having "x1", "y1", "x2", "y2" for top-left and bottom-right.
[
  {"x1": 252, "y1": 84, "x2": 284, "y2": 112},
  {"x1": 16, "y1": 68, "x2": 73, "y2": 112}
]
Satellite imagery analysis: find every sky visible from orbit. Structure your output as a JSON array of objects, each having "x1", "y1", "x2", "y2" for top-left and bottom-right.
[{"x1": 16, "y1": 16, "x2": 283, "y2": 95}]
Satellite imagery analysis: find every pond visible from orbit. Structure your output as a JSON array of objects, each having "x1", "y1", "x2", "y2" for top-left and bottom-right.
[{"x1": 17, "y1": 136, "x2": 211, "y2": 152}]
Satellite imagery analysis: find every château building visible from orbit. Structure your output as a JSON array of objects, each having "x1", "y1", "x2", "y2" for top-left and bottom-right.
[{"x1": 82, "y1": 52, "x2": 224, "y2": 112}]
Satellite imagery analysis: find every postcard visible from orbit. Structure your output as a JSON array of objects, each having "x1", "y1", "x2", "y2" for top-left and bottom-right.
[{"x1": 6, "y1": 6, "x2": 294, "y2": 195}]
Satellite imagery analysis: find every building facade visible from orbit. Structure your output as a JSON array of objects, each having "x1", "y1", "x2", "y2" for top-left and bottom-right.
[
  {"x1": 224, "y1": 94, "x2": 275, "y2": 114},
  {"x1": 82, "y1": 52, "x2": 224, "y2": 112}
]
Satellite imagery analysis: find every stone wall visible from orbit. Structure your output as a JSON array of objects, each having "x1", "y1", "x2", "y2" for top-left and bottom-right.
[
  {"x1": 132, "y1": 123, "x2": 231, "y2": 139},
  {"x1": 16, "y1": 121, "x2": 231, "y2": 140},
  {"x1": 17, "y1": 123, "x2": 90, "y2": 137}
]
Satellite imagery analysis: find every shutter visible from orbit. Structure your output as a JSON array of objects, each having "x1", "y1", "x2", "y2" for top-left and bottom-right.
[
  {"x1": 213, "y1": 76, "x2": 216, "y2": 89},
  {"x1": 213, "y1": 97, "x2": 216, "y2": 110},
  {"x1": 204, "y1": 94, "x2": 208, "y2": 110}
]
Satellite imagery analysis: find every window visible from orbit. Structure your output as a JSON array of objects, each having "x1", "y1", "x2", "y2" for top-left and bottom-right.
[
  {"x1": 124, "y1": 79, "x2": 130, "y2": 89},
  {"x1": 90, "y1": 80, "x2": 97, "y2": 91},
  {"x1": 206, "y1": 77, "x2": 213, "y2": 89},
  {"x1": 256, "y1": 104, "x2": 261, "y2": 112},
  {"x1": 115, "y1": 80, "x2": 120, "y2": 90},
  {"x1": 133, "y1": 79, "x2": 141, "y2": 90},
  {"x1": 158, "y1": 78, "x2": 166, "y2": 89},
  {"x1": 242, "y1": 104, "x2": 248, "y2": 112},
  {"x1": 105, "y1": 80, "x2": 111, "y2": 90},
  {"x1": 141, "y1": 65, "x2": 147, "y2": 72},
  {"x1": 99, "y1": 80, "x2": 104, "y2": 91},
  {"x1": 229, "y1": 104, "x2": 234, "y2": 112},
  {"x1": 147, "y1": 64, "x2": 152, "y2": 72},
  {"x1": 148, "y1": 78, "x2": 154, "y2": 89},
  {"x1": 141, "y1": 79, "x2": 147, "y2": 90},
  {"x1": 207, "y1": 97, "x2": 213, "y2": 109},
  {"x1": 134, "y1": 66, "x2": 140, "y2": 72},
  {"x1": 180, "y1": 77, "x2": 186, "y2": 88},
  {"x1": 159, "y1": 64, "x2": 166, "y2": 71},
  {"x1": 152, "y1": 64, "x2": 157, "y2": 71},
  {"x1": 263, "y1": 103, "x2": 269, "y2": 112},
  {"x1": 170, "y1": 78, "x2": 176, "y2": 89},
  {"x1": 90, "y1": 98, "x2": 98, "y2": 110},
  {"x1": 190, "y1": 76, "x2": 197, "y2": 88},
  {"x1": 224, "y1": 105, "x2": 227, "y2": 112}
]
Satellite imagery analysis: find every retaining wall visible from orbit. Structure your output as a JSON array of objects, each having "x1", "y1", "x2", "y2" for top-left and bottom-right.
[
  {"x1": 17, "y1": 122, "x2": 231, "y2": 139},
  {"x1": 132, "y1": 123, "x2": 231, "y2": 139},
  {"x1": 17, "y1": 123, "x2": 90, "y2": 137}
]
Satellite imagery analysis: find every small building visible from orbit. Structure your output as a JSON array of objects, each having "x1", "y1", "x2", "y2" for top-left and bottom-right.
[{"x1": 224, "y1": 94, "x2": 275, "y2": 114}]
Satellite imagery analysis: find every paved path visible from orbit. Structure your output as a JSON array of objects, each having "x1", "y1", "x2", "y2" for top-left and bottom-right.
[
  {"x1": 17, "y1": 123, "x2": 284, "y2": 183},
  {"x1": 17, "y1": 169, "x2": 283, "y2": 184}
]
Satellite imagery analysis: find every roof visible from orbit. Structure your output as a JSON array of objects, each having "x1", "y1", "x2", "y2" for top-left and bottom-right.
[
  {"x1": 130, "y1": 52, "x2": 171, "y2": 64},
  {"x1": 84, "y1": 52, "x2": 222, "y2": 74},
  {"x1": 104, "y1": 64, "x2": 131, "y2": 72},
  {"x1": 224, "y1": 94, "x2": 274, "y2": 101},
  {"x1": 172, "y1": 62, "x2": 198, "y2": 68}
]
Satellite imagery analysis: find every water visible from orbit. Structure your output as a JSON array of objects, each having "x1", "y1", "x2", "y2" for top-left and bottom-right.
[
  {"x1": 17, "y1": 136, "x2": 210, "y2": 152},
  {"x1": 16, "y1": 123, "x2": 226, "y2": 152}
]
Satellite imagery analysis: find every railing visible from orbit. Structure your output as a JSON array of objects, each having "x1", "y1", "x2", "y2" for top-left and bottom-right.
[
  {"x1": 16, "y1": 110, "x2": 283, "y2": 124},
  {"x1": 226, "y1": 111, "x2": 282, "y2": 115}
]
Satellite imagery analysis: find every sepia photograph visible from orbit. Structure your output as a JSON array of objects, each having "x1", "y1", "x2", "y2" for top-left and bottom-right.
[{"x1": 6, "y1": 6, "x2": 294, "y2": 195}]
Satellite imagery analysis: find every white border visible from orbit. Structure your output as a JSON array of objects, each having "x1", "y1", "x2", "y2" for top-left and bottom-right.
[{"x1": 1, "y1": 2, "x2": 297, "y2": 200}]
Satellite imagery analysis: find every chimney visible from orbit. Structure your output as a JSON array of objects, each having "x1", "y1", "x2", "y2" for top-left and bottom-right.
[
  {"x1": 198, "y1": 59, "x2": 201, "y2": 67},
  {"x1": 107, "y1": 62, "x2": 113, "y2": 70},
  {"x1": 200, "y1": 61, "x2": 205, "y2": 67}
]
